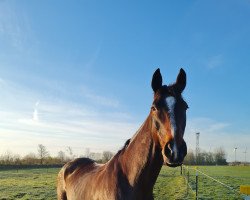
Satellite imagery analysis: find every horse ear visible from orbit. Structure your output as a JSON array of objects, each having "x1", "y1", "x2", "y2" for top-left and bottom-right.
[
  {"x1": 151, "y1": 68, "x2": 162, "y2": 93},
  {"x1": 174, "y1": 68, "x2": 186, "y2": 93}
]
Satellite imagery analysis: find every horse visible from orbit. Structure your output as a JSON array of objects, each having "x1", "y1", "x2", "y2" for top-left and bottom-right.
[{"x1": 57, "y1": 68, "x2": 188, "y2": 200}]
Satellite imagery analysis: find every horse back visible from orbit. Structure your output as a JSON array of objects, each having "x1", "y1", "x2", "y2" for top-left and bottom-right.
[
  {"x1": 64, "y1": 157, "x2": 95, "y2": 179},
  {"x1": 58, "y1": 157, "x2": 134, "y2": 200},
  {"x1": 57, "y1": 158, "x2": 96, "y2": 200}
]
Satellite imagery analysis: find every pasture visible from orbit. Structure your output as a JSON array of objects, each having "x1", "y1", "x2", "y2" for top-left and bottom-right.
[{"x1": 0, "y1": 166, "x2": 249, "y2": 199}]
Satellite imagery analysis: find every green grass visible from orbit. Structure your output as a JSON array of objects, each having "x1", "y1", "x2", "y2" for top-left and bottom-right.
[
  {"x1": 153, "y1": 167, "x2": 195, "y2": 200},
  {"x1": 0, "y1": 168, "x2": 58, "y2": 200},
  {"x1": 0, "y1": 166, "x2": 249, "y2": 199},
  {"x1": 182, "y1": 166, "x2": 250, "y2": 200}
]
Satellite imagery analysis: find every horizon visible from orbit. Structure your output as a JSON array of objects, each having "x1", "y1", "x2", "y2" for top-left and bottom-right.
[{"x1": 1, "y1": 1, "x2": 250, "y2": 162}]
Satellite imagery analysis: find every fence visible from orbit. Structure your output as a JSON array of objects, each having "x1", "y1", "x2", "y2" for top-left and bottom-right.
[{"x1": 181, "y1": 165, "x2": 248, "y2": 200}]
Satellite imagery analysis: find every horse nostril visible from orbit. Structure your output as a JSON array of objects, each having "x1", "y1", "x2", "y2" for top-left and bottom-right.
[
  {"x1": 164, "y1": 140, "x2": 187, "y2": 163},
  {"x1": 164, "y1": 144, "x2": 171, "y2": 157},
  {"x1": 164, "y1": 141, "x2": 175, "y2": 161},
  {"x1": 177, "y1": 141, "x2": 187, "y2": 161}
]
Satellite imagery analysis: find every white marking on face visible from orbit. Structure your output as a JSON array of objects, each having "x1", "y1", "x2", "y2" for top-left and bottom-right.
[{"x1": 166, "y1": 96, "x2": 176, "y2": 137}]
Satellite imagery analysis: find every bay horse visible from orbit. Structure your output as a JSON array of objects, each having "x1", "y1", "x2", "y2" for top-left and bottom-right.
[{"x1": 57, "y1": 68, "x2": 188, "y2": 200}]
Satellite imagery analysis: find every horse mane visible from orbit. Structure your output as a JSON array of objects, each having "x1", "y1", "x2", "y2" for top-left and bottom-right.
[{"x1": 116, "y1": 138, "x2": 131, "y2": 156}]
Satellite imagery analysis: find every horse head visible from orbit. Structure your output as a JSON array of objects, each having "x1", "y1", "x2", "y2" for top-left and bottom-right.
[{"x1": 151, "y1": 68, "x2": 188, "y2": 167}]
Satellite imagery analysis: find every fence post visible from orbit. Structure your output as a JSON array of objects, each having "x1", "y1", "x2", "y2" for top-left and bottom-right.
[
  {"x1": 187, "y1": 167, "x2": 189, "y2": 196},
  {"x1": 196, "y1": 167, "x2": 198, "y2": 200},
  {"x1": 180, "y1": 165, "x2": 183, "y2": 175}
]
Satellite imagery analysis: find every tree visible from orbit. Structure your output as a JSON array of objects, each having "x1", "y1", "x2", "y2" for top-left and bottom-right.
[
  {"x1": 66, "y1": 146, "x2": 75, "y2": 160},
  {"x1": 198, "y1": 152, "x2": 207, "y2": 165},
  {"x1": 2, "y1": 150, "x2": 14, "y2": 165},
  {"x1": 37, "y1": 144, "x2": 49, "y2": 165},
  {"x1": 85, "y1": 148, "x2": 90, "y2": 158},
  {"x1": 214, "y1": 147, "x2": 227, "y2": 165},
  {"x1": 57, "y1": 151, "x2": 66, "y2": 164},
  {"x1": 204, "y1": 152, "x2": 215, "y2": 165},
  {"x1": 22, "y1": 153, "x2": 38, "y2": 165},
  {"x1": 102, "y1": 151, "x2": 114, "y2": 162},
  {"x1": 184, "y1": 150, "x2": 195, "y2": 165}
]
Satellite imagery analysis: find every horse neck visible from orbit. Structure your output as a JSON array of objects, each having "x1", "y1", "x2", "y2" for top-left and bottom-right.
[{"x1": 119, "y1": 115, "x2": 164, "y2": 188}]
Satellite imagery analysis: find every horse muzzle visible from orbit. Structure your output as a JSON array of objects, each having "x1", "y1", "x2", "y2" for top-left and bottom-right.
[{"x1": 163, "y1": 140, "x2": 187, "y2": 167}]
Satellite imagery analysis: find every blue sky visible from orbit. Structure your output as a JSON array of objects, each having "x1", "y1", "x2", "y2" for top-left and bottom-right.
[{"x1": 0, "y1": 1, "x2": 250, "y2": 162}]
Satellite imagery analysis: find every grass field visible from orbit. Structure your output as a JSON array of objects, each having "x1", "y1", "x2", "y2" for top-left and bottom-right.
[
  {"x1": 0, "y1": 168, "x2": 58, "y2": 200},
  {"x1": 183, "y1": 166, "x2": 250, "y2": 200},
  {"x1": 0, "y1": 166, "x2": 249, "y2": 200}
]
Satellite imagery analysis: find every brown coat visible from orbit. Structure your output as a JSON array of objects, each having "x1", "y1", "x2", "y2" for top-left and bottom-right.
[{"x1": 57, "y1": 117, "x2": 163, "y2": 200}]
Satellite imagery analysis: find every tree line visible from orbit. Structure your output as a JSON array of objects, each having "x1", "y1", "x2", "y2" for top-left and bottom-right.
[
  {"x1": 0, "y1": 144, "x2": 114, "y2": 166},
  {"x1": 183, "y1": 147, "x2": 227, "y2": 165},
  {"x1": 0, "y1": 144, "x2": 228, "y2": 166}
]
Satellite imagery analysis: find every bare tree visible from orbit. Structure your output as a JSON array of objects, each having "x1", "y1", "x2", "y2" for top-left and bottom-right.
[
  {"x1": 102, "y1": 151, "x2": 114, "y2": 163},
  {"x1": 2, "y1": 150, "x2": 14, "y2": 165},
  {"x1": 214, "y1": 147, "x2": 227, "y2": 165},
  {"x1": 37, "y1": 144, "x2": 49, "y2": 165},
  {"x1": 183, "y1": 150, "x2": 196, "y2": 165},
  {"x1": 204, "y1": 152, "x2": 215, "y2": 165},
  {"x1": 23, "y1": 153, "x2": 38, "y2": 165},
  {"x1": 85, "y1": 148, "x2": 90, "y2": 158},
  {"x1": 66, "y1": 146, "x2": 75, "y2": 160},
  {"x1": 58, "y1": 151, "x2": 66, "y2": 164}
]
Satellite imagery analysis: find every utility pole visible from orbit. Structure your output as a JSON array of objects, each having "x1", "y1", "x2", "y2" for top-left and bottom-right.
[
  {"x1": 234, "y1": 147, "x2": 237, "y2": 164},
  {"x1": 243, "y1": 148, "x2": 247, "y2": 165}
]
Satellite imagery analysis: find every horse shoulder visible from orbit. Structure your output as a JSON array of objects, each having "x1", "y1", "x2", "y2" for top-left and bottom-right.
[{"x1": 63, "y1": 158, "x2": 108, "y2": 199}]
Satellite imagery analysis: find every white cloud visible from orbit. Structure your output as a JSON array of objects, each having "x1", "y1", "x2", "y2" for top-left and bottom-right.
[
  {"x1": 0, "y1": 78, "x2": 5, "y2": 85},
  {"x1": 32, "y1": 101, "x2": 40, "y2": 122},
  {"x1": 81, "y1": 86, "x2": 120, "y2": 108},
  {"x1": 0, "y1": 78, "x2": 138, "y2": 157},
  {"x1": 85, "y1": 45, "x2": 101, "y2": 70},
  {"x1": 33, "y1": 109, "x2": 39, "y2": 122},
  {"x1": 0, "y1": 105, "x2": 138, "y2": 157},
  {"x1": 35, "y1": 101, "x2": 40, "y2": 107},
  {"x1": 1, "y1": 77, "x2": 249, "y2": 162},
  {"x1": 207, "y1": 54, "x2": 223, "y2": 69},
  {"x1": 84, "y1": 93, "x2": 120, "y2": 108}
]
